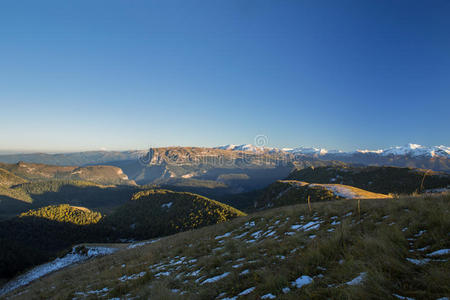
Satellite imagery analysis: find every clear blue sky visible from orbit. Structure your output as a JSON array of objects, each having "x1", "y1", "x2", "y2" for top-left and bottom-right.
[{"x1": 1, "y1": 0, "x2": 449, "y2": 152}]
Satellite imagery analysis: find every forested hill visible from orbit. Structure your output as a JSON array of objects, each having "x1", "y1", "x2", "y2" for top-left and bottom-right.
[
  {"x1": 19, "y1": 204, "x2": 102, "y2": 225},
  {"x1": 103, "y1": 189, "x2": 246, "y2": 240},
  {"x1": 287, "y1": 166, "x2": 450, "y2": 195},
  {"x1": 0, "y1": 162, "x2": 135, "y2": 186}
]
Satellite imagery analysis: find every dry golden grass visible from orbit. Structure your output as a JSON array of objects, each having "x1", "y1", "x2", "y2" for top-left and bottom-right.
[
  {"x1": 305, "y1": 182, "x2": 392, "y2": 199},
  {"x1": 3, "y1": 193, "x2": 449, "y2": 300}
]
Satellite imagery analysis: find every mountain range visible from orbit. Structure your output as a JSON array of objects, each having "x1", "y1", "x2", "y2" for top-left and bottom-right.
[
  {"x1": 217, "y1": 143, "x2": 450, "y2": 158},
  {"x1": 0, "y1": 145, "x2": 448, "y2": 188}
]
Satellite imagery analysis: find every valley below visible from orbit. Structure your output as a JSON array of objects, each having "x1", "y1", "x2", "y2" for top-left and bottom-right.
[{"x1": 0, "y1": 146, "x2": 449, "y2": 299}]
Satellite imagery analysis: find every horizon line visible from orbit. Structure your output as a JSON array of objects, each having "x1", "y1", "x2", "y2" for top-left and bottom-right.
[{"x1": 0, "y1": 142, "x2": 448, "y2": 155}]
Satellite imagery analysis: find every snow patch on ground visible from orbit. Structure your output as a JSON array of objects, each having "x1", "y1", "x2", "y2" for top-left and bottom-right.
[
  {"x1": 406, "y1": 258, "x2": 431, "y2": 265},
  {"x1": 427, "y1": 249, "x2": 450, "y2": 257},
  {"x1": 346, "y1": 272, "x2": 367, "y2": 285},
  {"x1": 251, "y1": 230, "x2": 263, "y2": 239},
  {"x1": 234, "y1": 232, "x2": 248, "y2": 239},
  {"x1": 161, "y1": 202, "x2": 173, "y2": 209},
  {"x1": 393, "y1": 294, "x2": 415, "y2": 300},
  {"x1": 201, "y1": 272, "x2": 230, "y2": 285},
  {"x1": 74, "y1": 287, "x2": 110, "y2": 298},
  {"x1": 291, "y1": 275, "x2": 313, "y2": 288},
  {"x1": 239, "y1": 269, "x2": 250, "y2": 276},
  {"x1": 244, "y1": 221, "x2": 255, "y2": 227},
  {"x1": 414, "y1": 230, "x2": 426, "y2": 237},
  {"x1": 261, "y1": 293, "x2": 276, "y2": 299},
  {"x1": 0, "y1": 246, "x2": 117, "y2": 296},
  {"x1": 291, "y1": 220, "x2": 321, "y2": 232},
  {"x1": 119, "y1": 271, "x2": 146, "y2": 282},
  {"x1": 127, "y1": 238, "x2": 160, "y2": 249},
  {"x1": 154, "y1": 271, "x2": 171, "y2": 277},
  {"x1": 215, "y1": 232, "x2": 232, "y2": 240},
  {"x1": 312, "y1": 184, "x2": 359, "y2": 199},
  {"x1": 238, "y1": 287, "x2": 255, "y2": 296}
]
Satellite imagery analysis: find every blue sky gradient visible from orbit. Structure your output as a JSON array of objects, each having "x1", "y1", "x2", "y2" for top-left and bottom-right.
[{"x1": 1, "y1": 0, "x2": 449, "y2": 152}]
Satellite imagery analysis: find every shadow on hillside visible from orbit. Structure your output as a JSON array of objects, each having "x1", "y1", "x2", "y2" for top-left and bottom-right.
[
  {"x1": 0, "y1": 216, "x2": 110, "y2": 281},
  {"x1": 4, "y1": 184, "x2": 139, "y2": 218},
  {"x1": 0, "y1": 195, "x2": 32, "y2": 220},
  {"x1": 197, "y1": 166, "x2": 294, "y2": 189}
]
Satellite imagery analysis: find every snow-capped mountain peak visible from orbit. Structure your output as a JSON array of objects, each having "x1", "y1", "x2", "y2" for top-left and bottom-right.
[
  {"x1": 215, "y1": 144, "x2": 275, "y2": 153},
  {"x1": 355, "y1": 149, "x2": 384, "y2": 154},
  {"x1": 286, "y1": 147, "x2": 329, "y2": 155},
  {"x1": 216, "y1": 143, "x2": 450, "y2": 158},
  {"x1": 381, "y1": 144, "x2": 450, "y2": 157}
]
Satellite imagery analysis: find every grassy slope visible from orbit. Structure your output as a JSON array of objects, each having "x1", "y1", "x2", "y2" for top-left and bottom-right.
[
  {"x1": 256, "y1": 180, "x2": 391, "y2": 209},
  {"x1": 288, "y1": 166, "x2": 450, "y2": 195},
  {"x1": 0, "y1": 168, "x2": 27, "y2": 187},
  {"x1": 316, "y1": 183, "x2": 392, "y2": 198},
  {"x1": 0, "y1": 169, "x2": 32, "y2": 219},
  {"x1": 7, "y1": 194, "x2": 449, "y2": 299}
]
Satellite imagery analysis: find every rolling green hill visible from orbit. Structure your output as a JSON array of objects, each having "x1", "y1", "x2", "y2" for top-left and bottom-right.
[
  {"x1": 103, "y1": 189, "x2": 246, "y2": 240},
  {"x1": 19, "y1": 204, "x2": 102, "y2": 225},
  {"x1": 287, "y1": 166, "x2": 450, "y2": 195}
]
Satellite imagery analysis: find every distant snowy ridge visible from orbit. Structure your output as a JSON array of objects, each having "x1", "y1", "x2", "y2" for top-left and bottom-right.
[
  {"x1": 216, "y1": 144, "x2": 336, "y2": 155},
  {"x1": 215, "y1": 144, "x2": 280, "y2": 153},
  {"x1": 215, "y1": 143, "x2": 450, "y2": 158},
  {"x1": 375, "y1": 144, "x2": 450, "y2": 158}
]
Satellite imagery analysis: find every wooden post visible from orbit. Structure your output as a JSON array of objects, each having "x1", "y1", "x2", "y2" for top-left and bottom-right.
[
  {"x1": 307, "y1": 195, "x2": 311, "y2": 213},
  {"x1": 420, "y1": 170, "x2": 430, "y2": 193},
  {"x1": 357, "y1": 199, "x2": 361, "y2": 216}
]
